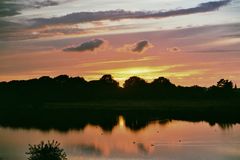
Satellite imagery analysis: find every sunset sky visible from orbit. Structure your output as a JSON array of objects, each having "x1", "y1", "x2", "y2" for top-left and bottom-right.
[{"x1": 0, "y1": 0, "x2": 240, "y2": 86}]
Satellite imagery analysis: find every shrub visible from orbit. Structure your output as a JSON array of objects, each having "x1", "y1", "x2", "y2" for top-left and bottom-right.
[{"x1": 26, "y1": 140, "x2": 67, "y2": 160}]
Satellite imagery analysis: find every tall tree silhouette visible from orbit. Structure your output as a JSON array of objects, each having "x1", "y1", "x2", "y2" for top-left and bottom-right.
[
  {"x1": 123, "y1": 76, "x2": 149, "y2": 99},
  {"x1": 151, "y1": 77, "x2": 175, "y2": 88},
  {"x1": 100, "y1": 74, "x2": 119, "y2": 88},
  {"x1": 123, "y1": 76, "x2": 147, "y2": 89},
  {"x1": 208, "y1": 79, "x2": 235, "y2": 98},
  {"x1": 88, "y1": 74, "x2": 120, "y2": 99},
  {"x1": 150, "y1": 77, "x2": 176, "y2": 98}
]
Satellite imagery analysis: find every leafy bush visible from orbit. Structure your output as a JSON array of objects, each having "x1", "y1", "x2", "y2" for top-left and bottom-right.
[{"x1": 26, "y1": 140, "x2": 67, "y2": 160}]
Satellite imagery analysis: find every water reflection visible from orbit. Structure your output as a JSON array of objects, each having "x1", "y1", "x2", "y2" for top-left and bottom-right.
[
  {"x1": 0, "y1": 116, "x2": 240, "y2": 160},
  {"x1": 119, "y1": 116, "x2": 125, "y2": 128},
  {"x1": 0, "y1": 109, "x2": 239, "y2": 132}
]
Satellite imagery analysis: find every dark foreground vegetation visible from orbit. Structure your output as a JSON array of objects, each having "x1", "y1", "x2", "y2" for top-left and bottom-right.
[
  {"x1": 0, "y1": 74, "x2": 239, "y2": 132},
  {"x1": 0, "y1": 74, "x2": 239, "y2": 106},
  {"x1": 26, "y1": 140, "x2": 67, "y2": 160}
]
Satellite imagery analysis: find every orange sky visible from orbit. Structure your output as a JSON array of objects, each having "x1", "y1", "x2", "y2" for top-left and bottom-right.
[
  {"x1": 1, "y1": 27, "x2": 240, "y2": 86},
  {"x1": 1, "y1": 0, "x2": 240, "y2": 86}
]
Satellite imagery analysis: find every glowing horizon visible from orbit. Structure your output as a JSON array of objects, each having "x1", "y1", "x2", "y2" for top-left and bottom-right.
[{"x1": 1, "y1": 0, "x2": 240, "y2": 86}]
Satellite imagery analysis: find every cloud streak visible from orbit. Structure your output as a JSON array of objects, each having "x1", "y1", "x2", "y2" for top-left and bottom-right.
[
  {"x1": 32, "y1": 0, "x2": 59, "y2": 9},
  {"x1": 63, "y1": 39, "x2": 105, "y2": 52},
  {"x1": 31, "y1": 0, "x2": 232, "y2": 26}
]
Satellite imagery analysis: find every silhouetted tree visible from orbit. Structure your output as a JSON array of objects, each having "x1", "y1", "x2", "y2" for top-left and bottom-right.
[
  {"x1": 123, "y1": 76, "x2": 147, "y2": 89},
  {"x1": 39, "y1": 76, "x2": 52, "y2": 81},
  {"x1": 149, "y1": 77, "x2": 176, "y2": 98},
  {"x1": 26, "y1": 140, "x2": 67, "y2": 160},
  {"x1": 87, "y1": 75, "x2": 120, "y2": 99},
  {"x1": 151, "y1": 77, "x2": 175, "y2": 88},
  {"x1": 207, "y1": 79, "x2": 235, "y2": 98},
  {"x1": 217, "y1": 79, "x2": 233, "y2": 89},
  {"x1": 54, "y1": 75, "x2": 69, "y2": 84},
  {"x1": 123, "y1": 76, "x2": 150, "y2": 99},
  {"x1": 100, "y1": 74, "x2": 119, "y2": 88}
]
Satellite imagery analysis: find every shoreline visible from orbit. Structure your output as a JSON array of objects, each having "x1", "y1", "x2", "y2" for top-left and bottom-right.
[{"x1": 0, "y1": 99, "x2": 239, "y2": 132}]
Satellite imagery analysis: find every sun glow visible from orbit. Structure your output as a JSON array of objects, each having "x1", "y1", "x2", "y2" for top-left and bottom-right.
[
  {"x1": 96, "y1": 65, "x2": 182, "y2": 77},
  {"x1": 89, "y1": 64, "x2": 204, "y2": 81},
  {"x1": 118, "y1": 116, "x2": 126, "y2": 128},
  {"x1": 123, "y1": 68, "x2": 153, "y2": 75}
]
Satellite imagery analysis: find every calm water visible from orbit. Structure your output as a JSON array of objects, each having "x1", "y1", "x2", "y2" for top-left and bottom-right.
[{"x1": 0, "y1": 116, "x2": 240, "y2": 160}]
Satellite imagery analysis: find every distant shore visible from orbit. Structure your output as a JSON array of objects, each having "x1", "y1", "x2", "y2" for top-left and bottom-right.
[
  {"x1": 1, "y1": 75, "x2": 239, "y2": 107},
  {"x1": 1, "y1": 99, "x2": 240, "y2": 111},
  {"x1": 42, "y1": 99, "x2": 240, "y2": 110}
]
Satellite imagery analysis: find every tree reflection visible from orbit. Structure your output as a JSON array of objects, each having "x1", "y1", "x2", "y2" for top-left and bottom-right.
[
  {"x1": 218, "y1": 123, "x2": 234, "y2": 130},
  {"x1": 0, "y1": 109, "x2": 239, "y2": 132}
]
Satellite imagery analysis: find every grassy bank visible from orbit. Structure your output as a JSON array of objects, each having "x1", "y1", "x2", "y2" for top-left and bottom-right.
[{"x1": 41, "y1": 99, "x2": 240, "y2": 111}]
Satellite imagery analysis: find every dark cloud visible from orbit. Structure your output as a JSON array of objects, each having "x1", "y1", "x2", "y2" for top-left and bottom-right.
[
  {"x1": 63, "y1": 39, "x2": 105, "y2": 52},
  {"x1": 33, "y1": 0, "x2": 59, "y2": 9},
  {"x1": 0, "y1": 0, "x2": 61, "y2": 41},
  {"x1": 0, "y1": 0, "x2": 60, "y2": 17},
  {"x1": 132, "y1": 40, "x2": 151, "y2": 52},
  {"x1": 0, "y1": 0, "x2": 22, "y2": 17},
  {"x1": 117, "y1": 40, "x2": 153, "y2": 54},
  {"x1": 31, "y1": 0, "x2": 232, "y2": 26}
]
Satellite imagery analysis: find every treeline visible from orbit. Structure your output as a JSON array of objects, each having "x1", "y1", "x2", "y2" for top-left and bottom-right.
[{"x1": 0, "y1": 74, "x2": 239, "y2": 105}]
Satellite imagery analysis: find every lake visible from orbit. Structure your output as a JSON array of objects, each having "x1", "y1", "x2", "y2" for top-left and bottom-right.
[{"x1": 0, "y1": 115, "x2": 240, "y2": 160}]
